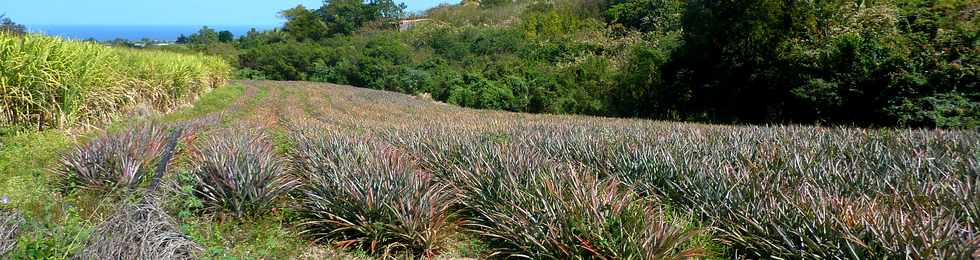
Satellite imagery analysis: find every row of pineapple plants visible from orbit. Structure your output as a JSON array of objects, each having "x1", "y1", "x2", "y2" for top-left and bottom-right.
[
  {"x1": 385, "y1": 122, "x2": 980, "y2": 258},
  {"x1": 0, "y1": 33, "x2": 230, "y2": 131},
  {"x1": 44, "y1": 81, "x2": 980, "y2": 258},
  {"x1": 51, "y1": 121, "x2": 709, "y2": 258}
]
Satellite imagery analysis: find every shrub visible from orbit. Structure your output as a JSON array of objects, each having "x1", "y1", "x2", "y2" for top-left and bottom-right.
[
  {"x1": 233, "y1": 68, "x2": 268, "y2": 80},
  {"x1": 238, "y1": 41, "x2": 330, "y2": 81},
  {"x1": 292, "y1": 131, "x2": 457, "y2": 258},
  {"x1": 606, "y1": 0, "x2": 684, "y2": 32},
  {"x1": 189, "y1": 128, "x2": 296, "y2": 218},
  {"x1": 56, "y1": 123, "x2": 177, "y2": 190}
]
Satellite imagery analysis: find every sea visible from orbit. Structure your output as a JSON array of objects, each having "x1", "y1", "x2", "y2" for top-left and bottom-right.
[{"x1": 25, "y1": 25, "x2": 279, "y2": 42}]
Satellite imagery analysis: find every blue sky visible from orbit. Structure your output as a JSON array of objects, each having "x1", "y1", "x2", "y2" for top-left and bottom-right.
[{"x1": 1, "y1": 0, "x2": 456, "y2": 26}]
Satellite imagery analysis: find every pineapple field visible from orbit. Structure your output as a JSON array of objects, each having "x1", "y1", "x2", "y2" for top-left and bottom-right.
[{"x1": 1, "y1": 80, "x2": 978, "y2": 259}]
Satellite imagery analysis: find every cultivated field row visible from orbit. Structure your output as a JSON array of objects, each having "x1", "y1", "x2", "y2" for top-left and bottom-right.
[{"x1": 19, "y1": 80, "x2": 980, "y2": 259}]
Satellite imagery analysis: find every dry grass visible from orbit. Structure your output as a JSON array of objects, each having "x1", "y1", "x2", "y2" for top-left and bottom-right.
[
  {"x1": 0, "y1": 209, "x2": 23, "y2": 257},
  {"x1": 75, "y1": 196, "x2": 202, "y2": 260}
]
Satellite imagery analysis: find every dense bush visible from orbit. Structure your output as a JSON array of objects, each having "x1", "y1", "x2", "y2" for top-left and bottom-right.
[
  {"x1": 189, "y1": 128, "x2": 297, "y2": 218},
  {"x1": 239, "y1": 41, "x2": 331, "y2": 81},
  {"x1": 606, "y1": 0, "x2": 684, "y2": 32},
  {"x1": 232, "y1": 0, "x2": 977, "y2": 128},
  {"x1": 662, "y1": 0, "x2": 979, "y2": 126},
  {"x1": 291, "y1": 130, "x2": 458, "y2": 258}
]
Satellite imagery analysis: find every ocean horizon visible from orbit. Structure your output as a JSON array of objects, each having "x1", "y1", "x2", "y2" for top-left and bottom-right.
[{"x1": 26, "y1": 25, "x2": 280, "y2": 42}]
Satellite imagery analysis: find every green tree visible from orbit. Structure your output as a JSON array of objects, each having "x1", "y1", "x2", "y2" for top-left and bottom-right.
[
  {"x1": 238, "y1": 28, "x2": 288, "y2": 49},
  {"x1": 239, "y1": 41, "x2": 332, "y2": 80},
  {"x1": 615, "y1": 39, "x2": 681, "y2": 117},
  {"x1": 319, "y1": 0, "x2": 375, "y2": 36},
  {"x1": 480, "y1": 0, "x2": 512, "y2": 8},
  {"x1": 0, "y1": 15, "x2": 26, "y2": 35},
  {"x1": 176, "y1": 34, "x2": 189, "y2": 44},
  {"x1": 318, "y1": 0, "x2": 406, "y2": 36},
  {"x1": 218, "y1": 30, "x2": 234, "y2": 43},
  {"x1": 280, "y1": 1, "x2": 406, "y2": 40},
  {"x1": 108, "y1": 38, "x2": 134, "y2": 47},
  {"x1": 281, "y1": 5, "x2": 329, "y2": 41},
  {"x1": 372, "y1": 0, "x2": 407, "y2": 21},
  {"x1": 663, "y1": 0, "x2": 829, "y2": 122},
  {"x1": 241, "y1": 0, "x2": 978, "y2": 128},
  {"x1": 606, "y1": 0, "x2": 684, "y2": 32},
  {"x1": 188, "y1": 26, "x2": 219, "y2": 45}
]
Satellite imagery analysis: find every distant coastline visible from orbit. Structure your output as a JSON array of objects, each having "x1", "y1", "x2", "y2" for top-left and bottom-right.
[{"x1": 26, "y1": 25, "x2": 278, "y2": 41}]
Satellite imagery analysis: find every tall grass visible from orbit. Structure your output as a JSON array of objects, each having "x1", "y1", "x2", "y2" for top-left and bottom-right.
[{"x1": 0, "y1": 33, "x2": 229, "y2": 131}]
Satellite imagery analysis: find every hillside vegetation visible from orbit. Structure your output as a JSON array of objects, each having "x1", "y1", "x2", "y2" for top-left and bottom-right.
[
  {"x1": 2, "y1": 80, "x2": 977, "y2": 259},
  {"x1": 0, "y1": 33, "x2": 230, "y2": 132},
  {"x1": 0, "y1": 1, "x2": 977, "y2": 259},
  {"x1": 217, "y1": 0, "x2": 979, "y2": 128}
]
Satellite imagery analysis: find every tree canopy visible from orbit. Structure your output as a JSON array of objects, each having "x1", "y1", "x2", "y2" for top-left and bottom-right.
[
  {"x1": 187, "y1": 26, "x2": 219, "y2": 45},
  {"x1": 207, "y1": 0, "x2": 980, "y2": 128},
  {"x1": 282, "y1": 0, "x2": 407, "y2": 41},
  {"x1": 0, "y1": 15, "x2": 26, "y2": 35}
]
